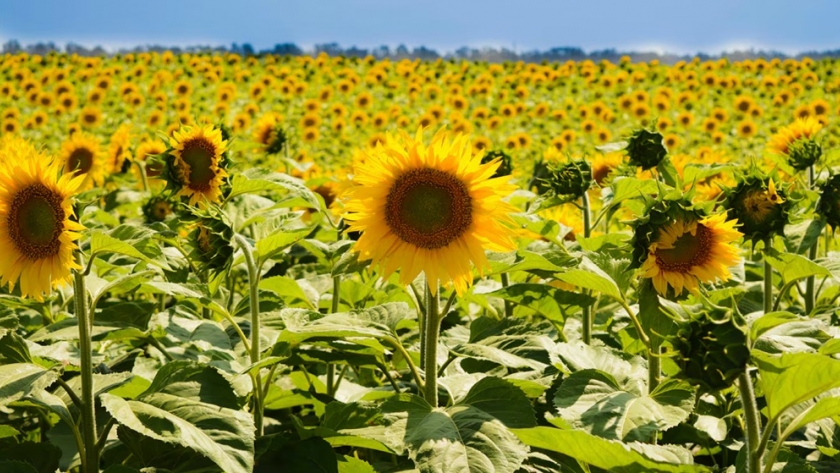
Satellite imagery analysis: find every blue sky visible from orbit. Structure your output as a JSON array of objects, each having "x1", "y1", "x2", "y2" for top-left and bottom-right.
[{"x1": 1, "y1": 0, "x2": 839, "y2": 54}]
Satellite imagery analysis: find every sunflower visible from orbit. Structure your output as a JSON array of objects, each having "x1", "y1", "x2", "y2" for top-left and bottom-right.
[
  {"x1": 767, "y1": 117, "x2": 822, "y2": 156},
  {"x1": 343, "y1": 129, "x2": 517, "y2": 294},
  {"x1": 168, "y1": 124, "x2": 228, "y2": 207},
  {"x1": 640, "y1": 213, "x2": 742, "y2": 296},
  {"x1": 79, "y1": 106, "x2": 102, "y2": 128},
  {"x1": 58, "y1": 132, "x2": 105, "y2": 190},
  {"x1": 0, "y1": 140, "x2": 85, "y2": 300},
  {"x1": 108, "y1": 124, "x2": 133, "y2": 172},
  {"x1": 135, "y1": 139, "x2": 167, "y2": 179}
]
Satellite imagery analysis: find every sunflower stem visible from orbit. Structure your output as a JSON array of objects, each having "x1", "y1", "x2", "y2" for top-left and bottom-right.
[
  {"x1": 763, "y1": 237, "x2": 773, "y2": 314},
  {"x1": 805, "y1": 165, "x2": 817, "y2": 314},
  {"x1": 739, "y1": 370, "x2": 763, "y2": 473},
  {"x1": 234, "y1": 234, "x2": 264, "y2": 437},
  {"x1": 582, "y1": 192, "x2": 593, "y2": 344},
  {"x1": 73, "y1": 252, "x2": 98, "y2": 473},
  {"x1": 135, "y1": 160, "x2": 149, "y2": 193},
  {"x1": 423, "y1": 281, "x2": 441, "y2": 407},
  {"x1": 500, "y1": 273, "x2": 513, "y2": 317},
  {"x1": 327, "y1": 275, "x2": 341, "y2": 396}
]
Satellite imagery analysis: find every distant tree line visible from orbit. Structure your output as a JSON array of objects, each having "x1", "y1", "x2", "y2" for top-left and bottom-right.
[{"x1": 3, "y1": 39, "x2": 839, "y2": 63}]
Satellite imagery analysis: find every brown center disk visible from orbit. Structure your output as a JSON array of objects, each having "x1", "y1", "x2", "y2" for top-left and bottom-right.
[
  {"x1": 8, "y1": 183, "x2": 65, "y2": 260},
  {"x1": 385, "y1": 168, "x2": 472, "y2": 249},
  {"x1": 654, "y1": 223, "x2": 713, "y2": 273},
  {"x1": 180, "y1": 138, "x2": 218, "y2": 191},
  {"x1": 67, "y1": 148, "x2": 94, "y2": 175}
]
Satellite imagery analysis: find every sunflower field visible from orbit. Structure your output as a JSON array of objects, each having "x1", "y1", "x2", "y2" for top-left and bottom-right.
[{"x1": 3, "y1": 50, "x2": 840, "y2": 473}]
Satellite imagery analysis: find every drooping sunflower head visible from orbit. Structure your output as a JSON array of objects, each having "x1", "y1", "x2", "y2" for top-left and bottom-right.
[
  {"x1": 625, "y1": 127, "x2": 667, "y2": 170},
  {"x1": 816, "y1": 174, "x2": 840, "y2": 229},
  {"x1": 187, "y1": 208, "x2": 235, "y2": 274},
  {"x1": 673, "y1": 305, "x2": 749, "y2": 391},
  {"x1": 544, "y1": 158, "x2": 592, "y2": 199},
  {"x1": 58, "y1": 132, "x2": 105, "y2": 190},
  {"x1": 767, "y1": 117, "x2": 823, "y2": 170},
  {"x1": 0, "y1": 141, "x2": 85, "y2": 300},
  {"x1": 165, "y1": 124, "x2": 229, "y2": 208},
  {"x1": 142, "y1": 195, "x2": 174, "y2": 223},
  {"x1": 343, "y1": 128, "x2": 517, "y2": 294},
  {"x1": 723, "y1": 173, "x2": 792, "y2": 243}
]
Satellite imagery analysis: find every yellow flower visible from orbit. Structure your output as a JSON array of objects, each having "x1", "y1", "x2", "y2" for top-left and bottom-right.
[
  {"x1": 767, "y1": 117, "x2": 822, "y2": 156},
  {"x1": 108, "y1": 123, "x2": 133, "y2": 172},
  {"x1": 169, "y1": 124, "x2": 228, "y2": 207},
  {"x1": 0, "y1": 140, "x2": 84, "y2": 300},
  {"x1": 58, "y1": 132, "x2": 105, "y2": 190},
  {"x1": 343, "y1": 129, "x2": 517, "y2": 294},
  {"x1": 640, "y1": 213, "x2": 742, "y2": 296}
]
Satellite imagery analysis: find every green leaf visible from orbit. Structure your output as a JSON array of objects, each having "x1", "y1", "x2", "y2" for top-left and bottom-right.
[
  {"x1": 513, "y1": 427, "x2": 710, "y2": 473},
  {"x1": 605, "y1": 177, "x2": 663, "y2": 207},
  {"x1": 754, "y1": 351, "x2": 840, "y2": 423},
  {"x1": 0, "y1": 363, "x2": 57, "y2": 407},
  {"x1": 101, "y1": 392, "x2": 254, "y2": 473},
  {"x1": 638, "y1": 280, "x2": 679, "y2": 350},
  {"x1": 0, "y1": 441, "x2": 61, "y2": 473},
  {"x1": 750, "y1": 311, "x2": 801, "y2": 343},
  {"x1": 278, "y1": 303, "x2": 408, "y2": 346},
  {"x1": 89, "y1": 231, "x2": 160, "y2": 268},
  {"x1": 255, "y1": 228, "x2": 311, "y2": 262},
  {"x1": 554, "y1": 370, "x2": 694, "y2": 441},
  {"x1": 229, "y1": 168, "x2": 321, "y2": 209},
  {"x1": 460, "y1": 377, "x2": 537, "y2": 428},
  {"x1": 0, "y1": 330, "x2": 32, "y2": 364},
  {"x1": 260, "y1": 275, "x2": 316, "y2": 309},
  {"x1": 486, "y1": 249, "x2": 573, "y2": 276},
  {"x1": 554, "y1": 257, "x2": 623, "y2": 301},
  {"x1": 783, "y1": 397, "x2": 840, "y2": 439},
  {"x1": 765, "y1": 250, "x2": 832, "y2": 283},
  {"x1": 348, "y1": 394, "x2": 528, "y2": 473},
  {"x1": 487, "y1": 283, "x2": 594, "y2": 323},
  {"x1": 0, "y1": 461, "x2": 38, "y2": 473}
]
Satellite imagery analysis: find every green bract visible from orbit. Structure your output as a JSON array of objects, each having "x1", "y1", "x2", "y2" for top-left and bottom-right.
[
  {"x1": 546, "y1": 158, "x2": 592, "y2": 198},
  {"x1": 817, "y1": 173, "x2": 840, "y2": 229},
  {"x1": 723, "y1": 172, "x2": 792, "y2": 243},
  {"x1": 625, "y1": 127, "x2": 667, "y2": 170},
  {"x1": 787, "y1": 137, "x2": 822, "y2": 170},
  {"x1": 673, "y1": 307, "x2": 749, "y2": 391}
]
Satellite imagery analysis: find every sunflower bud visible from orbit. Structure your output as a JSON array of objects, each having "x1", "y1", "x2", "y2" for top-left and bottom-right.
[
  {"x1": 545, "y1": 159, "x2": 592, "y2": 198},
  {"x1": 530, "y1": 158, "x2": 552, "y2": 195},
  {"x1": 142, "y1": 195, "x2": 173, "y2": 223},
  {"x1": 480, "y1": 149, "x2": 513, "y2": 178},
  {"x1": 189, "y1": 210, "x2": 235, "y2": 273},
  {"x1": 673, "y1": 308, "x2": 749, "y2": 391},
  {"x1": 786, "y1": 137, "x2": 822, "y2": 170},
  {"x1": 817, "y1": 174, "x2": 840, "y2": 229},
  {"x1": 265, "y1": 127, "x2": 288, "y2": 155},
  {"x1": 724, "y1": 175, "x2": 791, "y2": 242},
  {"x1": 625, "y1": 128, "x2": 667, "y2": 170}
]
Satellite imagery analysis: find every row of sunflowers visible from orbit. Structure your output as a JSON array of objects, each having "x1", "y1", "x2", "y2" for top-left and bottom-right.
[{"x1": 0, "y1": 50, "x2": 840, "y2": 473}]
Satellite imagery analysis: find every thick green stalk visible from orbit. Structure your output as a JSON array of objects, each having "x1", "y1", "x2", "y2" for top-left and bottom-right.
[
  {"x1": 234, "y1": 235, "x2": 263, "y2": 436},
  {"x1": 327, "y1": 276, "x2": 341, "y2": 396},
  {"x1": 739, "y1": 370, "x2": 763, "y2": 473},
  {"x1": 423, "y1": 282, "x2": 440, "y2": 407},
  {"x1": 582, "y1": 192, "x2": 593, "y2": 344},
  {"x1": 500, "y1": 272, "x2": 513, "y2": 317},
  {"x1": 805, "y1": 166, "x2": 817, "y2": 314},
  {"x1": 763, "y1": 238, "x2": 773, "y2": 314},
  {"x1": 74, "y1": 252, "x2": 98, "y2": 473}
]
